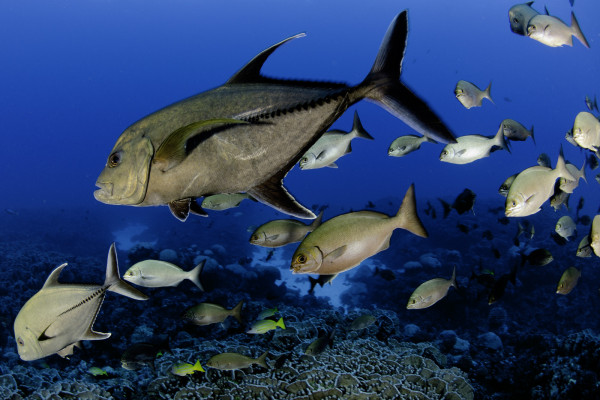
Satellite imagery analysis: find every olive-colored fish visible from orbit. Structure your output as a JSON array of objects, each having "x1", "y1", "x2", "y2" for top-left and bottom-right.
[
  {"x1": 305, "y1": 328, "x2": 336, "y2": 356},
  {"x1": 591, "y1": 215, "x2": 600, "y2": 257},
  {"x1": 290, "y1": 184, "x2": 427, "y2": 275},
  {"x1": 246, "y1": 317, "x2": 286, "y2": 334},
  {"x1": 206, "y1": 351, "x2": 269, "y2": 371},
  {"x1": 407, "y1": 267, "x2": 457, "y2": 309},
  {"x1": 499, "y1": 174, "x2": 517, "y2": 197},
  {"x1": 501, "y1": 119, "x2": 534, "y2": 143},
  {"x1": 88, "y1": 367, "x2": 108, "y2": 377},
  {"x1": 13, "y1": 244, "x2": 148, "y2": 361},
  {"x1": 349, "y1": 314, "x2": 377, "y2": 330},
  {"x1": 556, "y1": 267, "x2": 581, "y2": 295},
  {"x1": 308, "y1": 274, "x2": 337, "y2": 294},
  {"x1": 201, "y1": 193, "x2": 254, "y2": 211},
  {"x1": 124, "y1": 259, "x2": 204, "y2": 290},
  {"x1": 573, "y1": 112, "x2": 600, "y2": 155},
  {"x1": 522, "y1": 248, "x2": 553, "y2": 266},
  {"x1": 94, "y1": 12, "x2": 455, "y2": 222},
  {"x1": 555, "y1": 215, "x2": 577, "y2": 240},
  {"x1": 576, "y1": 235, "x2": 592, "y2": 258},
  {"x1": 182, "y1": 300, "x2": 243, "y2": 326},
  {"x1": 299, "y1": 111, "x2": 373, "y2": 169},
  {"x1": 250, "y1": 211, "x2": 323, "y2": 248},
  {"x1": 505, "y1": 151, "x2": 575, "y2": 217},
  {"x1": 440, "y1": 129, "x2": 508, "y2": 164},
  {"x1": 257, "y1": 306, "x2": 278, "y2": 321},
  {"x1": 388, "y1": 135, "x2": 435, "y2": 157},
  {"x1": 509, "y1": 2, "x2": 540, "y2": 35},
  {"x1": 171, "y1": 360, "x2": 205, "y2": 376},
  {"x1": 550, "y1": 184, "x2": 570, "y2": 212},
  {"x1": 527, "y1": 12, "x2": 589, "y2": 48},
  {"x1": 454, "y1": 80, "x2": 493, "y2": 109}
]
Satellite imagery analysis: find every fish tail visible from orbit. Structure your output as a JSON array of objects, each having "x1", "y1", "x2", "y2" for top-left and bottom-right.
[
  {"x1": 189, "y1": 260, "x2": 205, "y2": 291},
  {"x1": 555, "y1": 148, "x2": 576, "y2": 187},
  {"x1": 309, "y1": 210, "x2": 324, "y2": 231},
  {"x1": 484, "y1": 81, "x2": 494, "y2": 104},
  {"x1": 105, "y1": 243, "x2": 149, "y2": 301},
  {"x1": 530, "y1": 125, "x2": 536, "y2": 144},
  {"x1": 570, "y1": 12, "x2": 590, "y2": 48},
  {"x1": 276, "y1": 317, "x2": 286, "y2": 330},
  {"x1": 193, "y1": 360, "x2": 205, "y2": 373},
  {"x1": 450, "y1": 266, "x2": 457, "y2": 289},
  {"x1": 308, "y1": 276, "x2": 318, "y2": 293},
  {"x1": 578, "y1": 160, "x2": 587, "y2": 183},
  {"x1": 255, "y1": 351, "x2": 269, "y2": 369},
  {"x1": 394, "y1": 184, "x2": 428, "y2": 238},
  {"x1": 492, "y1": 123, "x2": 509, "y2": 153},
  {"x1": 231, "y1": 300, "x2": 244, "y2": 324},
  {"x1": 361, "y1": 11, "x2": 455, "y2": 144},
  {"x1": 438, "y1": 198, "x2": 452, "y2": 218},
  {"x1": 350, "y1": 111, "x2": 374, "y2": 140}
]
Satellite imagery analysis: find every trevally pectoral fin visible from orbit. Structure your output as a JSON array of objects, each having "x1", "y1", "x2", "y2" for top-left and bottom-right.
[
  {"x1": 248, "y1": 175, "x2": 315, "y2": 219},
  {"x1": 57, "y1": 342, "x2": 80, "y2": 358},
  {"x1": 154, "y1": 119, "x2": 248, "y2": 172}
]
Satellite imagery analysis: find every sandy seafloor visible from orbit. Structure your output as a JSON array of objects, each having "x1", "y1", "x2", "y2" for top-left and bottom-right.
[{"x1": 1, "y1": 194, "x2": 600, "y2": 400}]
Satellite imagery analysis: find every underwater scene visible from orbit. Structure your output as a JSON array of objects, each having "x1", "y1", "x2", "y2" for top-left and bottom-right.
[{"x1": 1, "y1": 0, "x2": 600, "y2": 399}]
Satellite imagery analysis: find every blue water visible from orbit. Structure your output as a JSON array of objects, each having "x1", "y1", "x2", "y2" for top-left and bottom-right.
[{"x1": 1, "y1": 1, "x2": 600, "y2": 399}]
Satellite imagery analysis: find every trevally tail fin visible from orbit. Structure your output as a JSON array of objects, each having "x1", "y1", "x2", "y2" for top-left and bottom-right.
[
  {"x1": 105, "y1": 243, "x2": 149, "y2": 301},
  {"x1": 361, "y1": 11, "x2": 456, "y2": 144}
]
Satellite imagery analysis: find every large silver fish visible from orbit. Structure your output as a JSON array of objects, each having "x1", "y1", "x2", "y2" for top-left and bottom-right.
[
  {"x1": 13, "y1": 244, "x2": 148, "y2": 361},
  {"x1": 527, "y1": 12, "x2": 589, "y2": 48},
  {"x1": 94, "y1": 12, "x2": 455, "y2": 221}
]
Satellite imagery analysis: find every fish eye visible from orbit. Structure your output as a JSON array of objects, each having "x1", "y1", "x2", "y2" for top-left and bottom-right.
[
  {"x1": 297, "y1": 254, "x2": 307, "y2": 264},
  {"x1": 17, "y1": 337, "x2": 24, "y2": 346},
  {"x1": 108, "y1": 151, "x2": 122, "y2": 168},
  {"x1": 511, "y1": 201, "x2": 516, "y2": 206},
  {"x1": 441, "y1": 151, "x2": 447, "y2": 156},
  {"x1": 513, "y1": 17, "x2": 519, "y2": 23}
]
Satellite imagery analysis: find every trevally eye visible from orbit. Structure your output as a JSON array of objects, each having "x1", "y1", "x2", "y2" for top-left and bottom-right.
[
  {"x1": 296, "y1": 254, "x2": 307, "y2": 264},
  {"x1": 17, "y1": 337, "x2": 24, "y2": 346},
  {"x1": 108, "y1": 151, "x2": 122, "y2": 168}
]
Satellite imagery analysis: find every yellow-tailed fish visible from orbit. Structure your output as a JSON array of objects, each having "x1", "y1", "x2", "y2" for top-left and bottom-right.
[{"x1": 171, "y1": 360, "x2": 205, "y2": 376}]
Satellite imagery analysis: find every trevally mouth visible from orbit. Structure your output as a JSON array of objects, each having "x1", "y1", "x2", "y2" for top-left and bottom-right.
[{"x1": 93, "y1": 182, "x2": 113, "y2": 201}]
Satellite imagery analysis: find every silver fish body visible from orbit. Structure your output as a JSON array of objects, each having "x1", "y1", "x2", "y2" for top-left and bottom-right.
[
  {"x1": 123, "y1": 259, "x2": 204, "y2": 290},
  {"x1": 499, "y1": 174, "x2": 517, "y2": 197},
  {"x1": 527, "y1": 12, "x2": 589, "y2": 48},
  {"x1": 440, "y1": 129, "x2": 507, "y2": 164},
  {"x1": 94, "y1": 12, "x2": 455, "y2": 221},
  {"x1": 388, "y1": 135, "x2": 433, "y2": 157},
  {"x1": 201, "y1": 193, "x2": 253, "y2": 211},
  {"x1": 509, "y1": 2, "x2": 540, "y2": 35},
  {"x1": 501, "y1": 119, "x2": 534, "y2": 142},
  {"x1": 13, "y1": 244, "x2": 148, "y2": 361},
  {"x1": 555, "y1": 215, "x2": 576, "y2": 240},
  {"x1": 455, "y1": 80, "x2": 493, "y2": 109},
  {"x1": 573, "y1": 111, "x2": 600, "y2": 153},
  {"x1": 407, "y1": 267, "x2": 456, "y2": 309},
  {"x1": 250, "y1": 212, "x2": 323, "y2": 248}
]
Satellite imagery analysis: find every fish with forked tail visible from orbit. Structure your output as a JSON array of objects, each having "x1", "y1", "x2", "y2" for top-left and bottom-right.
[
  {"x1": 13, "y1": 244, "x2": 149, "y2": 361},
  {"x1": 94, "y1": 12, "x2": 455, "y2": 221}
]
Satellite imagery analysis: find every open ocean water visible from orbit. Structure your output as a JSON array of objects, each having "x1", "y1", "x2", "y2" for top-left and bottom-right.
[{"x1": 1, "y1": 0, "x2": 600, "y2": 399}]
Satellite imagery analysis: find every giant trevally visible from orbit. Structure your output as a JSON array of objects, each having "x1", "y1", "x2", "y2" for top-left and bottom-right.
[
  {"x1": 13, "y1": 244, "x2": 148, "y2": 361},
  {"x1": 94, "y1": 12, "x2": 455, "y2": 221}
]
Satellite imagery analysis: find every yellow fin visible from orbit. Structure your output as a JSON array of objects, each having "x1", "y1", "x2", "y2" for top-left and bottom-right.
[{"x1": 154, "y1": 118, "x2": 248, "y2": 171}]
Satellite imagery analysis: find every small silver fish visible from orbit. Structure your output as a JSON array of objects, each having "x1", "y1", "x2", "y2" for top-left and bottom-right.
[
  {"x1": 455, "y1": 80, "x2": 493, "y2": 109},
  {"x1": 440, "y1": 129, "x2": 507, "y2": 164},
  {"x1": 537, "y1": 153, "x2": 552, "y2": 168},
  {"x1": 299, "y1": 111, "x2": 373, "y2": 169},
  {"x1": 555, "y1": 215, "x2": 576, "y2": 240},
  {"x1": 501, "y1": 119, "x2": 534, "y2": 142},
  {"x1": 590, "y1": 215, "x2": 600, "y2": 256},
  {"x1": 123, "y1": 260, "x2": 204, "y2": 290},
  {"x1": 576, "y1": 235, "x2": 592, "y2": 258},
  {"x1": 559, "y1": 161, "x2": 586, "y2": 193},
  {"x1": 388, "y1": 135, "x2": 435, "y2": 157},
  {"x1": 573, "y1": 112, "x2": 600, "y2": 154},
  {"x1": 509, "y1": 2, "x2": 540, "y2": 35},
  {"x1": 201, "y1": 193, "x2": 254, "y2": 211},
  {"x1": 527, "y1": 12, "x2": 589, "y2": 48}
]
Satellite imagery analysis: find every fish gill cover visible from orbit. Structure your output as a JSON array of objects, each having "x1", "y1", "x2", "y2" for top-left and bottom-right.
[{"x1": 0, "y1": 0, "x2": 599, "y2": 399}]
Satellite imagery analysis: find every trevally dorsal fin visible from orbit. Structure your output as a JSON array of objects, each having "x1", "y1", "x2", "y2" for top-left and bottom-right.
[
  {"x1": 154, "y1": 119, "x2": 248, "y2": 172},
  {"x1": 227, "y1": 33, "x2": 306, "y2": 84},
  {"x1": 105, "y1": 243, "x2": 149, "y2": 301},
  {"x1": 42, "y1": 263, "x2": 68, "y2": 289}
]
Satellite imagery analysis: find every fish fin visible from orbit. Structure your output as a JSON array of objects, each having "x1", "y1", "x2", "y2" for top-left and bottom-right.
[
  {"x1": 570, "y1": 12, "x2": 589, "y2": 48},
  {"x1": 193, "y1": 360, "x2": 205, "y2": 373},
  {"x1": 231, "y1": 300, "x2": 244, "y2": 324},
  {"x1": 189, "y1": 198, "x2": 208, "y2": 217},
  {"x1": 189, "y1": 260, "x2": 205, "y2": 291},
  {"x1": 326, "y1": 245, "x2": 347, "y2": 261},
  {"x1": 247, "y1": 173, "x2": 316, "y2": 219},
  {"x1": 266, "y1": 234, "x2": 280, "y2": 241},
  {"x1": 276, "y1": 317, "x2": 286, "y2": 329},
  {"x1": 309, "y1": 210, "x2": 324, "y2": 230},
  {"x1": 42, "y1": 263, "x2": 68, "y2": 289},
  {"x1": 544, "y1": 5, "x2": 550, "y2": 15},
  {"x1": 456, "y1": 149, "x2": 467, "y2": 156},
  {"x1": 450, "y1": 266, "x2": 457, "y2": 289},
  {"x1": 316, "y1": 150, "x2": 330, "y2": 161},
  {"x1": 326, "y1": 163, "x2": 338, "y2": 168},
  {"x1": 351, "y1": 111, "x2": 374, "y2": 140},
  {"x1": 378, "y1": 237, "x2": 391, "y2": 252},
  {"x1": 484, "y1": 81, "x2": 494, "y2": 104},
  {"x1": 255, "y1": 351, "x2": 269, "y2": 369},
  {"x1": 154, "y1": 119, "x2": 248, "y2": 172},
  {"x1": 344, "y1": 142, "x2": 353, "y2": 155},
  {"x1": 56, "y1": 342, "x2": 81, "y2": 358},
  {"x1": 82, "y1": 329, "x2": 111, "y2": 341},
  {"x1": 105, "y1": 243, "x2": 149, "y2": 301},
  {"x1": 492, "y1": 125, "x2": 509, "y2": 152},
  {"x1": 308, "y1": 276, "x2": 318, "y2": 293},
  {"x1": 395, "y1": 184, "x2": 428, "y2": 238},
  {"x1": 227, "y1": 34, "x2": 306, "y2": 84},
  {"x1": 555, "y1": 148, "x2": 576, "y2": 189},
  {"x1": 526, "y1": 1, "x2": 534, "y2": 6},
  {"x1": 530, "y1": 125, "x2": 535, "y2": 144},
  {"x1": 168, "y1": 198, "x2": 192, "y2": 221},
  {"x1": 361, "y1": 11, "x2": 455, "y2": 144}
]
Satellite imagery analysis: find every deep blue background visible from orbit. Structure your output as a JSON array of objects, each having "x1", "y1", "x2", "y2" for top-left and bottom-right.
[{"x1": 0, "y1": 0, "x2": 598, "y2": 215}]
